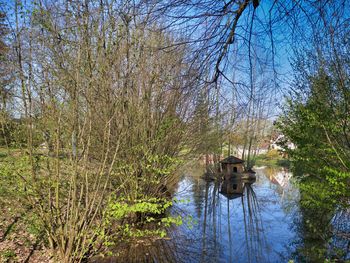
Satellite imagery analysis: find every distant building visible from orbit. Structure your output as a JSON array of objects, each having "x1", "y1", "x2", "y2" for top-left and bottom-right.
[{"x1": 270, "y1": 134, "x2": 295, "y2": 151}]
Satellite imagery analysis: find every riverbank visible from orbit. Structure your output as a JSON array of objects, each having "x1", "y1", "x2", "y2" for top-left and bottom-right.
[{"x1": 254, "y1": 150, "x2": 290, "y2": 168}]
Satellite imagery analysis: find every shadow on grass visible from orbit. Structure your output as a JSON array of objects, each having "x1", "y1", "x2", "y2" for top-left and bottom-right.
[
  {"x1": 23, "y1": 232, "x2": 45, "y2": 263},
  {"x1": 0, "y1": 215, "x2": 22, "y2": 242},
  {"x1": 1, "y1": 206, "x2": 46, "y2": 263},
  {"x1": 0, "y1": 206, "x2": 32, "y2": 242}
]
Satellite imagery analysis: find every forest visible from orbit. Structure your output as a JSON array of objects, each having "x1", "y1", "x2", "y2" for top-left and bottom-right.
[{"x1": 0, "y1": 0, "x2": 349, "y2": 262}]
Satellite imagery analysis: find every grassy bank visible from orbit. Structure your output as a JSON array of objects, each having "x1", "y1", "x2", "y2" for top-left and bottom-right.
[
  {"x1": 0, "y1": 148, "x2": 50, "y2": 262},
  {"x1": 254, "y1": 150, "x2": 290, "y2": 168}
]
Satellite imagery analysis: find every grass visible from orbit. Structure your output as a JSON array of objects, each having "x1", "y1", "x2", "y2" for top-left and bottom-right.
[
  {"x1": 254, "y1": 149, "x2": 290, "y2": 168},
  {"x1": 0, "y1": 147, "x2": 9, "y2": 158},
  {"x1": 1, "y1": 249, "x2": 17, "y2": 262},
  {"x1": 0, "y1": 147, "x2": 49, "y2": 262}
]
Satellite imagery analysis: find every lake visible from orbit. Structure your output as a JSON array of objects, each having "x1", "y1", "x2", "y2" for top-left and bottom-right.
[
  {"x1": 98, "y1": 165, "x2": 349, "y2": 263},
  {"x1": 165, "y1": 165, "x2": 349, "y2": 263}
]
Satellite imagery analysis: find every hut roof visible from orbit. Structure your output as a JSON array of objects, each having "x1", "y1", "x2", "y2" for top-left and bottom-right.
[
  {"x1": 220, "y1": 155, "x2": 245, "y2": 164},
  {"x1": 219, "y1": 192, "x2": 243, "y2": 200}
]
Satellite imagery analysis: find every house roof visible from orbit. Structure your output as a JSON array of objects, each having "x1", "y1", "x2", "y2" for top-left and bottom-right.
[{"x1": 220, "y1": 155, "x2": 245, "y2": 164}]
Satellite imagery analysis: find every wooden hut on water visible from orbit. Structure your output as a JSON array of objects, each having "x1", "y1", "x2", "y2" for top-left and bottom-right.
[{"x1": 220, "y1": 155, "x2": 245, "y2": 175}]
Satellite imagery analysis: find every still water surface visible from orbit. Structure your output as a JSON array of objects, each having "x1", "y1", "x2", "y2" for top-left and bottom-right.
[
  {"x1": 170, "y1": 166, "x2": 300, "y2": 263},
  {"x1": 100, "y1": 165, "x2": 349, "y2": 262}
]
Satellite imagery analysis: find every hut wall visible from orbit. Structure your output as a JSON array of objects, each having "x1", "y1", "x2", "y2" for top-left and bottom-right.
[{"x1": 227, "y1": 163, "x2": 244, "y2": 173}]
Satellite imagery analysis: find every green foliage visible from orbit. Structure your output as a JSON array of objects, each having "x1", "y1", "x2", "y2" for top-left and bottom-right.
[
  {"x1": 113, "y1": 151, "x2": 182, "y2": 199},
  {"x1": 24, "y1": 213, "x2": 44, "y2": 237},
  {"x1": 265, "y1": 149, "x2": 280, "y2": 160},
  {"x1": 277, "y1": 49, "x2": 350, "y2": 261},
  {"x1": 155, "y1": 117, "x2": 180, "y2": 141},
  {"x1": 254, "y1": 150, "x2": 289, "y2": 167},
  {"x1": 106, "y1": 196, "x2": 173, "y2": 221},
  {"x1": 0, "y1": 117, "x2": 25, "y2": 148},
  {"x1": 0, "y1": 152, "x2": 27, "y2": 202},
  {"x1": 141, "y1": 152, "x2": 182, "y2": 177},
  {"x1": 276, "y1": 68, "x2": 350, "y2": 208},
  {"x1": 1, "y1": 249, "x2": 17, "y2": 262},
  {"x1": 101, "y1": 195, "x2": 183, "y2": 247}
]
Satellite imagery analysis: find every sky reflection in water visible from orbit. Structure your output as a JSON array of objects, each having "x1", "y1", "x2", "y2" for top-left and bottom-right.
[{"x1": 170, "y1": 166, "x2": 299, "y2": 263}]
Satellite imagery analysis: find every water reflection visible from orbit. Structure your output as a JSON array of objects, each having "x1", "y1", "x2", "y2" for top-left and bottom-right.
[
  {"x1": 200, "y1": 178, "x2": 270, "y2": 263},
  {"x1": 292, "y1": 178, "x2": 350, "y2": 262},
  {"x1": 100, "y1": 165, "x2": 349, "y2": 262},
  {"x1": 172, "y1": 166, "x2": 298, "y2": 263},
  {"x1": 220, "y1": 178, "x2": 245, "y2": 199}
]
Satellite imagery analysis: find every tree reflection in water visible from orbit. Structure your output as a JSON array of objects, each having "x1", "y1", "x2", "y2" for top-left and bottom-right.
[
  {"x1": 166, "y1": 166, "x2": 299, "y2": 263},
  {"x1": 242, "y1": 181, "x2": 267, "y2": 263},
  {"x1": 102, "y1": 166, "x2": 349, "y2": 262},
  {"x1": 292, "y1": 177, "x2": 350, "y2": 262}
]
